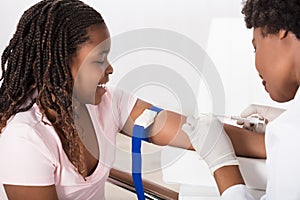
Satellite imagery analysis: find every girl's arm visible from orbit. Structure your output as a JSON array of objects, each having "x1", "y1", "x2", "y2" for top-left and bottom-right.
[
  {"x1": 3, "y1": 185, "x2": 59, "y2": 200},
  {"x1": 122, "y1": 99, "x2": 266, "y2": 159}
]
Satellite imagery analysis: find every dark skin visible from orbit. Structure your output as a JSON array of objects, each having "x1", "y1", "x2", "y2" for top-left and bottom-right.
[{"x1": 3, "y1": 24, "x2": 266, "y2": 199}]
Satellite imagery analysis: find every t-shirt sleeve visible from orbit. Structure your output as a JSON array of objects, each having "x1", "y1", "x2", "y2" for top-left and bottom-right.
[
  {"x1": 110, "y1": 87, "x2": 138, "y2": 130},
  {"x1": 0, "y1": 124, "x2": 56, "y2": 186}
]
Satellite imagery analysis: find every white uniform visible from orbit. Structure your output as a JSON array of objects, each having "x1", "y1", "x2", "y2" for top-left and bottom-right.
[{"x1": 222, "y1": 89, "x2": 300, "y2": 200}]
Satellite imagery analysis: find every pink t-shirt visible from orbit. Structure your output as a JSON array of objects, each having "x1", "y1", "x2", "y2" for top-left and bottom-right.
[{"x1": 0, "y1": 87, "x2": 137, "y2": 200}]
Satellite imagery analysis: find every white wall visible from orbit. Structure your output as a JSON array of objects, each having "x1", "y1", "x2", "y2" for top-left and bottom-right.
[{"x1": 0, "y1": 0, "x2": 289, "y2": 117}]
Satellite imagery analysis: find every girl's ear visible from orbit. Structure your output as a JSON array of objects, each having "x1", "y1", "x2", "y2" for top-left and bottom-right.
[{"x1": 278, "y1": 29, "x2": 288, "y2": 40}]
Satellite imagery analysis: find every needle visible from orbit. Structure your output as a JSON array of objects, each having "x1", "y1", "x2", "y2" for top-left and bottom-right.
[{"x1": 199, "y1": 113, "x2": 264, "y2": 125}]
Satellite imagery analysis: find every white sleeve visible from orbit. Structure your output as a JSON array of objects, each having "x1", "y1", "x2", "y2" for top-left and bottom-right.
[
  {"x1": 263, "y1": 118, "x2": 300, "y2": 199},
  {"x1": 0, "y1": 124, "x2": 55, "y2": 186},
  {"x1": 221, "y1": 184, "x2": 256, "y2": 200}
]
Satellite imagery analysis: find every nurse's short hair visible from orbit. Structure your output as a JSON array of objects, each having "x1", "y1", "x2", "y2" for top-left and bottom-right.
[{"x1": 242, "y1": 0, "x2": 300, "y2": 39}]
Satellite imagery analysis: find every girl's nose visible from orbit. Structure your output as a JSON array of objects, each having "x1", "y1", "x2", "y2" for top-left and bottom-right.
[{"x1": 105, "y1": 64, "x2": 113, "y2": 75}]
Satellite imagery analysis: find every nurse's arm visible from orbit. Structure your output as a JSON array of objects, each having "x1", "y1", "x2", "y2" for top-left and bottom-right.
[{"x1": 121, "y1": 99, "x2": 266, "y2": 159}]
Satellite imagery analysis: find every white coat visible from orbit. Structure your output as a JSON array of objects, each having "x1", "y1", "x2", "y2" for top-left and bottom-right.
[{"x1": 222, "y1": 89, "x2": 300, "y2": 200}]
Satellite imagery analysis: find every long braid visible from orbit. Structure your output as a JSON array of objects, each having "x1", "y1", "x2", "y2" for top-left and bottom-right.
[{"x1": 0, "y1": 0, "x2": 104, "y2": 177}]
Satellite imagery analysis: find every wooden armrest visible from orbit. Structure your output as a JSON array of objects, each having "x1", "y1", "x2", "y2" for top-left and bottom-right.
[{"x1": 108, "y1": 168, "x2": 179, "y2": 200}]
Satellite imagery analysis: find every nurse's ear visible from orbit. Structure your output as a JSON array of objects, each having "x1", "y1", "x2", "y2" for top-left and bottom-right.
[{"x1": 278, "y1": 29, "x2": 288, "y2": 40}]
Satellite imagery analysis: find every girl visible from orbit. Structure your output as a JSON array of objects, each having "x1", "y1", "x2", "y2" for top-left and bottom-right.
[{"x1": 0, "y1": 0, "x2": 265, "y2": 199}]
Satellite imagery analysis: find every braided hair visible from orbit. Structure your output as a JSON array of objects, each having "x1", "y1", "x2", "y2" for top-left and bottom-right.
[
  {"x1": 0, "y1": 0, "x2": 104, "y2": 177},
  {"x1": 242, "y1": 0, "x2": 300, "y2": 39}
]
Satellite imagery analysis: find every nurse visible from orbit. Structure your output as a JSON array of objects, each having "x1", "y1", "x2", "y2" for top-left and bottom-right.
[{"x1": 199, "y1": 0, "x2": 300, "y2": 199}]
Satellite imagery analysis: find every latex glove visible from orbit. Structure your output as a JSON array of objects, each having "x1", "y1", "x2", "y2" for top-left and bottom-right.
[
  {"x1": 238, "y1": 104, "x2": 285, "y2": 133},
  {"x1": 182, "y1": 114, "x2": 239, "y2": 174}
]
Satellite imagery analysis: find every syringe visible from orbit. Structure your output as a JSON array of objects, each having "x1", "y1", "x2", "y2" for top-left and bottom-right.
[{"x1": 215, "y1": 114, "x2": 265, "y2": 125}]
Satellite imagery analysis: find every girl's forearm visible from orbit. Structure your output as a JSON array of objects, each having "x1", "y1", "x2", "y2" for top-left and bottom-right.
[{"x1": 224, "y1": 124, "x2": 266, "y2": 159}]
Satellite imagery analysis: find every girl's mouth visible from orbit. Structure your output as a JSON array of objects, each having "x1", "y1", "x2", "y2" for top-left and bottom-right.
[{"x1": 97, "y1": 83, "x2": 106, "y2": 89}]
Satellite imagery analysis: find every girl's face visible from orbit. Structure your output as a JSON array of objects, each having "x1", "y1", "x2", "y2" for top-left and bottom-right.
[
  {"x1": 253, "y1": 28, "x2": 298, "y2": 102},
  {"x1": 70, "y1": 23, "x2": 113, "y2": 105}
]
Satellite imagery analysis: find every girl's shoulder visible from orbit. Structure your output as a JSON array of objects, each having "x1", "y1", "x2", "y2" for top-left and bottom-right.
[
  {"x1": 2, "y1": 103, "x2": 51, "y2": 134},
  {"x1": 1, "y1": 103, "x2": 59, "y2": 157}
]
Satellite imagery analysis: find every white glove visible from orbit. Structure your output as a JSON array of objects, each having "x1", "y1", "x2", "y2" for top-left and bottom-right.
[
  {"x1": 182, "y1": 114, "x2": 239, "y2": 174},
  {"x1": 239, "y1": 104, "x2": 285, "y2": 133}
]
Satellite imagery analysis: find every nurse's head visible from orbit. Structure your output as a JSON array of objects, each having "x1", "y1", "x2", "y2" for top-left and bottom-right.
[
  {"x1": 242, "y1": 0, "x2": 300, "y2": 102},
  {"x1": 0, "y1": 0, "x2": 112, "y2": 176}
]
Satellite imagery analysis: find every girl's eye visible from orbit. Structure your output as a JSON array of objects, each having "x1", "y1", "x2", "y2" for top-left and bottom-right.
[
  {"x1": 94, "y1": 61, "x2": 105, "y2": 65},
  {"x1": 92, "y1": 60, "x2": 107, "y2": 72}
]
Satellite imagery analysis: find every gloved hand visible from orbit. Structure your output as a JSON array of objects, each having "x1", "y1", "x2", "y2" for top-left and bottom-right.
[
  {"x1": 238, "y1": 104, "x2": 285, "y2": 133},
  {"x1": 182, "y1": 114, "x2": 239, "y2": 174}
]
